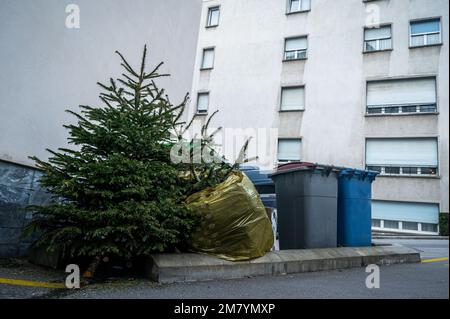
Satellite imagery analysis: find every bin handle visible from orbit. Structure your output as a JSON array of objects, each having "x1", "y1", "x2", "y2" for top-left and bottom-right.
[
  {"x1": 362, "y1": 171, "x2": 369, "y2": 180},
  {"x1": 322, "y1": 165, "x2": 333, "y2": 176}
]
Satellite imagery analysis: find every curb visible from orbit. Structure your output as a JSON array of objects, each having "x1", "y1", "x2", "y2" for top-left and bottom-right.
[{"x1": 146, "y1": 246, "x2": 420, "y2": 284}]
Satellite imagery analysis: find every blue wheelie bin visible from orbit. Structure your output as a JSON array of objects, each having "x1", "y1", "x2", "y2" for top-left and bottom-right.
[
  {"x1": 240, "y1": 166, "x2": 277, "y2": 208},
  {"x1": 337, "y1": 169, "x2": 378, "y2": 247}
]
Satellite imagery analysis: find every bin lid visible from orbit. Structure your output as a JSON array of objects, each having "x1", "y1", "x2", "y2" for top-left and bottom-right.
[
  {"x1": 240, "y1": 165, "x2": 260, "y2": 171},
  {"x1": 339, "y1": 168, "x2": 379, "y2": 182},
  {"x1": 255, "y1": 170, "x2": 275, "y2": 186},
  {"x1": 240, "y1": 166, "x2": 274, "y2": 186},
  {"x1": 269, "y1": 162, "x2": 339, "y2": 178},
  {"x1": 277, "y1": 162, "x2": 316, "y2": 171}
]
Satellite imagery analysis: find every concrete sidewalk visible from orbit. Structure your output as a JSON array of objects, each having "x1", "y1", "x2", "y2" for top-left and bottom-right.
[
  {"x1": 373, "y1": 235, "x2": 449, "y2": 240},
  {"x1": 146, "y1": 245, "x2": 420, "y2": 283}
]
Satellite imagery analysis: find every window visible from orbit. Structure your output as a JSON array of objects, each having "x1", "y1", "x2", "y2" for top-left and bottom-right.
[
  {"x1": 410, "y1": 18, "x2": 442, "y2": 47},
  {"x1": 284, "y1": 36, "x2": 307, "y2": 60},
  {"x1": 278, "y1": 139, "x2": 302, "y2": 162},
  {"x1": 383, "y1": 220, "x2": 399, "y2": 229},
  {"x1": 421, "y1": 223, "x2": 438, "y2": 233},
  {"x1": 402, "y1": 221, "x2": 419, "y2": 231},
  {"x1": 196, "y1": 92, "x2": 209, "y2": 114},
  {"x1": 366, "y1": 78, "x2": 437, "y2": 114},
  {"x1": 372, "y1": 219, "x2": 381, "y2": 228},
  {"x1": 280, "y1": 86, "x2": 305, "y2": 111},
  {"x1": 366, "y1": 166, "x2": 382, "y2": 173},
  {"x1": 401, "y1": 167, "x2": 418, "y2": 175},
  {"x1": 206, "y1": 6, "x2": 220, "y2": 27},
  {"x1": 364, "y1": 25, "x2": 392, "y2": 52},
  {"x1": 287, "y1": 0, "x2": 311, "y2": 13},
  {"x1": 365, "y1": 138, "x2": 438, "y2": 176},
  {"x1": 384, "y1": 166, "x2": 400, "y2": 175},
  {"x1": 201, "y1": 48, "x2": 215, "y2": 70},
  {"x1": 421, "y1": 167, "x2": 438, "y2": 175},
  {"x1": 372, "y1": 201, "x2": 439, "y2": 234}
]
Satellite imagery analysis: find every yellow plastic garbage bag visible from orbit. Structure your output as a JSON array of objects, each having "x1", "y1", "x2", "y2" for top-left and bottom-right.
[{"x1": 186, "y1": 171, "x2": 274, "y2": 261}]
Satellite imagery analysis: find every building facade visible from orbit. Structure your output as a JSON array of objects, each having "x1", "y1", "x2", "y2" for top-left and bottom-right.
[{"x1": 188, "y1": 0, "x2": 449, "y2": 234}]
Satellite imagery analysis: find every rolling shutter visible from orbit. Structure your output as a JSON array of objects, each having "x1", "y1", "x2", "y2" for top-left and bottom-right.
[
  {"x1": 366, "y1": 138, "x2": 438, "y2": 166},
  {"x1": 366, "y1": 78, "x2": 436, "y2": 107}
]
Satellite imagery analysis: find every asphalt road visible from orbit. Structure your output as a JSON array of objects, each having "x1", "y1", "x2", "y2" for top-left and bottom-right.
[
  {"x1": 60, "y1": 261, "x2": 448, "y2": 299},
  {"x1": 374, "y1": 238, "x2": 449, "y2": 259},
  {"x1": 0, "y1": 239, "x2": 448, "y2": 299}
]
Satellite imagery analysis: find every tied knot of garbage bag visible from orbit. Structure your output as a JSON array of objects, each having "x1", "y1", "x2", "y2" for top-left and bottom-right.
[{"x1": 186, "y1": 171, "x2": 274, "y2": 261}]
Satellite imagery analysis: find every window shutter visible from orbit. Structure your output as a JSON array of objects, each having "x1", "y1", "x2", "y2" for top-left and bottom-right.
[
  {"x1": 202, "y1": 49, "x2": 214, "y2": 69},
  {"x1": 365, "y1": 26, "x2": 391, "y2": 40},
  {"x1": 366, "y1": 78, "x2": 436, "y2": 107},
  {"x1": 281, "y1": 87, "x2": 305, "y2": 110},
  {"x1": 300, "y1": 0, "x2": 311, "y2": 11},
  {"x1": 278, "y1": 139, "x2": 302, "y2": 161},
  {"x1": 372, "y1": 201, "x2": 439, "y2": 224},
  {"x1": 197, "y1": 93, "x2": 209, "y2": 112},
  {"x1": 285, "y1": 37, "x2": 307, "y2": 51},
  {"x1": 366, "y1": 138, "x2": 438, "y2": 166},
  {"x1": 411, "y1": 19, "x2": 440, "y2": 34}
]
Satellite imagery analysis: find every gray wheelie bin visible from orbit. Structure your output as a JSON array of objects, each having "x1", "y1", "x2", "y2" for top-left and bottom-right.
[{"x1": 269, "y1": 163, "x2": 338, "y2": 249}]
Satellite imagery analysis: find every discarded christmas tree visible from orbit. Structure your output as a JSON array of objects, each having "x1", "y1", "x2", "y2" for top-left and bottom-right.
[
  {"x1": 25, "y1": 46, "x2": 195, "y2": 265},
  {"x1": 170, "y1": 109, "x2": 256, "y2": 197}
]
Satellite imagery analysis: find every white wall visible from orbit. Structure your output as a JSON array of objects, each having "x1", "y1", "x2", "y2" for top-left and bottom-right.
[
  {"x1": 0, "y1": 0, "x2": 202, "y2": 166},
  {"x1": 189, "y1": 0, "x2": 449, "y2": 212}
]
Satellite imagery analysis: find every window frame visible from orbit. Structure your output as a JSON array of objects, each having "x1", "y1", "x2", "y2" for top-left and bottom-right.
[
  {"x1": 279, "y1": 85, "x2": 306, "y2": 112},
  {"x1": 364, "y1": 137, "x2": 440, "y2": 178},
  {"x1": 363, "y1": 23, "x2": 393, "y2": 53},
  {"x1": 409, "y1": 17, "x2": 443, "y2": 48},
  {"x1": 402, "y1": 221, "x2": 419, "y2": 231},
  {"x1": 364, "y1": 76, "x2": 439, "y2": 116},
  {"x1": 286, "y1": 0, "x2": 311, "y2": 15},
  {"x1": 283, "y1": 35, "x2": 308, "y2": 61},
  {"x1": 206, "y1": 6, "x2": 220, "y2": 28},
  {"x1": 421, "y1": 222, "x2": 439, "y2": 233},
  {"x1": 383, "y1": 220, "x2": 400, "y2": 230},
  {"x1": 371, "y1": 200, "x2": 440, "y2": 235},
  {"x1": 196, "y1": 91, "x2": 210, "y2": 115},
  {"x1": 277, "y1": 138, "x2": 302, "y2": 163},
  {"x1": 200, "y1": 47, "x2": 215, "y2": 70},
  {"x1": 372, "y1": 219, "x2": 439, "y2": 234}
]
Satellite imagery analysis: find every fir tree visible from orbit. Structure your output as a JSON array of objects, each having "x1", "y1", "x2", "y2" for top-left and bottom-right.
[
  {"x1": 171, "y1": 110, "x2": 255, "y2": 197},
  {"x1": 25, "y1": 46, "x2": 195, "y2": 262}
]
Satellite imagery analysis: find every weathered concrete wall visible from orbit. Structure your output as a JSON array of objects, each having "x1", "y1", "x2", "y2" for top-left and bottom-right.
[
  {"x1": 0, "y1": 0, "x2": 202, "y2": 257},
  {"x1": 0, "y1": 160, "x2": 51, "y2": 257},
  {"x1": 0, "y1": 0, "x2": 202, "y2": 167}
]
